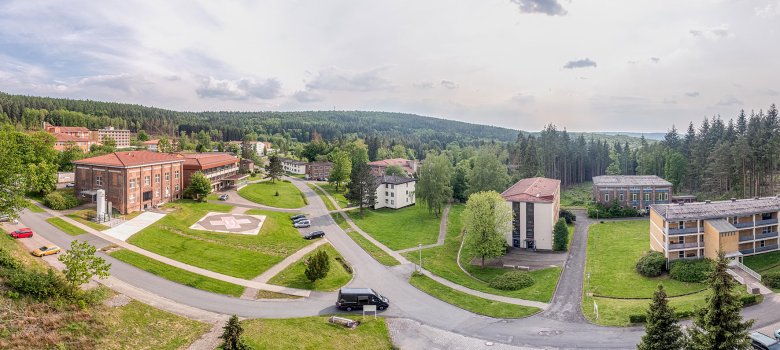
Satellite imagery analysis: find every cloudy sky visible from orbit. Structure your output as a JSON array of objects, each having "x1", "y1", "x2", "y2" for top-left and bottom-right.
[{"x1": 1, "y1": 0, "x2": 779, "y2": 132}]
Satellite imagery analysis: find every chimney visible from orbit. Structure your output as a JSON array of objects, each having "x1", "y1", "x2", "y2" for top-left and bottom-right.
[{"x1": 731, "y1": 198, "x2": 737, "y2": 202}]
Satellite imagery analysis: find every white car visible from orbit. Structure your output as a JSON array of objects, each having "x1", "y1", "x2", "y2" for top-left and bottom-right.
[{"x1": 293, "y1": 220, "x2": 311, "y2": 228}]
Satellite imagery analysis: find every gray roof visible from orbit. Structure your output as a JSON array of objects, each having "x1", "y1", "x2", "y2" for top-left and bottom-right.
[
  {"x1": 705, "y1": 219, "x2": 737, "y2": 233},
  {"x1": 375, "y1": 175, "x2": 416, "y2": 185},
  {"x1": 651, "y1": 196, "x2": 780, "y2": 221},
  {"x1": 592, "y1": 175, "x2": 672, "y2": 187},
  {"x1": 280, "y1": 158, "x2": 306, "y2": 165}
]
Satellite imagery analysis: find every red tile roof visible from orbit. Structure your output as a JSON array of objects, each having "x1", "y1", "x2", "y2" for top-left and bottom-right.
[
  {"x1": 53, "y1": 133, "x2": 89, "y2": 143},
  {"x1": 367, "y1": 158, "x2": 417, "y2": 174},
  {"x1": 74, "y1": 150, "x2": 183, "y2": 167},
  {"x1": 501, "y1": 177, "x2": 561, "y2": 203},
  {"x1": 53, "y1": 126, "x2": 89, "y2": 133},
  {"x1": 180, "y1": 153, "x2": 239, "y2": 170},
  {"x1": 142, "y1": 139, "x2": 159, "y2": 145}
]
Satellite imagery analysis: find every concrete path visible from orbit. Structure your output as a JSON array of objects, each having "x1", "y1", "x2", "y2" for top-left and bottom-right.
[
  {"x1": 397, "y1": 204, "x2": 451, "y2": 253},
  {"x1": 103, "y1": 211, "x2": 167, "y2": 241},
  {"x1": 388, "y1": 318, "x2": 538, "y2": 350},
  {"x1": 731, "y1": 266, "x2": 774, "y2": 295},
  {"x1": 186, "y1": 318, "x2": 231, "y2": 350},
  {"x1": 240, "y1": 238, "x2": 329, "y2": 299}
]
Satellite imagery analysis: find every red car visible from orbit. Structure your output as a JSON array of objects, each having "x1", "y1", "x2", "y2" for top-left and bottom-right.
[{"x1": 9, "y1": 228, "x2": 33, "y2": 239}]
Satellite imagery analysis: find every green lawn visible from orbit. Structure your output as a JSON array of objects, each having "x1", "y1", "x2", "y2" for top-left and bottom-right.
[
  {"x1": 319, "y1": 183, "x2": 350, "y2": 208},
  {"x1": 128, "y1": 200, "x2": 312, "y2": 279},
  {"x1": 95, "y1": 300, "x2": 209, "y2": 350},
  {"x1": 66, "y1": 209, "x2": 110, "y2": 231},
  {"x1": 331, "y1": 213, "x2": 350, "y2": 230},
  {"x1": 238, "y1": 180, "x2": 307, "y2": 208},
  {"x1": 46, "y1": 217, "x2": 86, "y2": 236},
  {"x1": 744, "y1": 250, "x2": 780, "y2": 273},
  {"x1": 348, "y1": 205, "x2": 440, "y2": 250},
  {"x1": 586, "y1": 220, "x2": 706, "y2": 298},
  {"x1": 109, "y1": 249, "x2": 245, "y2": 297},
  {"x1": 268, "y1": 244, "x2": 352, "y2": 291},
  {"x1": 582, "y1": 291, "x2": 710, "y2": 327},
  {"x1": 24, "y1": 200, "x2": 45, "y2": 213},
  {"x1": 241, "y1": 316, "x2": 392, "y2": 350},
  {"x1": 410, "y1": 273, "x2": 540, "y2": 318},
  {"x1": 401, "y1": 205, "x2": 561, "y2": 302},
  {"x1": 308, "y1": 183, "x2": 337, "y2": 211},
  {"x1": 560, "y1": 181, "x2": 593, "y2": 208},
  {"x1": 347, "y1": 231, "x2": 401, "y2": 266}
]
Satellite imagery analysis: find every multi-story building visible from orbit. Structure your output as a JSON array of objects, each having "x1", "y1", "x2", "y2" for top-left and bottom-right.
[
  {"x1": 181, "y1": 153, "x2": 246, "y2": 192},
  {"x1": 501, "y1": 177, "x2": 561, "y2": 250},
  {"x1": 306, "y1": 161, "x2": 332, "y2": 181},
  {"x1": 44, "y1": 124, "x2": 92, "y2": 139},
  {"x1": 97, "y1": 127, "x2": 132, "y2": 148},
  {"x1": 143, "y1": 139, "x2": 159, "y2": 151},
  {"x1": 45, "y1": 124, "x2": 98, "y2": 151},
  {"x1": 280, "y1": 158, "x2": 307, "y2": 175},
  {"x1": 73, "y1": 150, "x2": 185, "y2": 214},
  {"x1": 374, "y1": 176, "x2": 416, "y2": 209},
  {"x1": 650, "y1": 197, "x2": 780, "y2": 261},
  {"x1": 592, "y1": 175, "x2": 672, "y2": 211},
  {"x1": 368, "y1": 158, "x2": 419, "y2": 177},
  {"x1": 53, "y1": 133, "x2": 94, "y2": 151}
]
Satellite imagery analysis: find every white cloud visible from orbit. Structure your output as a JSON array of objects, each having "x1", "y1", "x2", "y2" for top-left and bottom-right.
[
  {"x1": 689, "y1": 25, "x2": 732, "y2": 39},
  {"x1": 196, "y1": 76, "x2": 281, "y2": 100},
  {"x1": 755, "y1": 1, "x2": 780, "y2": 18}
]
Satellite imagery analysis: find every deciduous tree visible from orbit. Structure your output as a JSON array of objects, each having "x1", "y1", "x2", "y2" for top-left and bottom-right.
[
  {"x1": 416, "y1": 153, "x2": 453, "y2": 217},
  {"x1": 463, "y1": 191, "x2": 512, "y2": 266},
  {"x1": 186, "y1": 171, "x2": 212, "y2": 201},
  {"x1": 384, "y1": 164, "x2": 407, "y2": 177},
  {"x1": 59, "y1": 240, "x2": 111, "y2": 287},
  {"x1": 328, "y1": 151, "x2": 351, "y2": 190},
  {"x1": 305, "y1": 250, "x2": 330, "y2": 282},
  {"x1": 467, "y1": 147, "x2": 509, "y2": 195}
]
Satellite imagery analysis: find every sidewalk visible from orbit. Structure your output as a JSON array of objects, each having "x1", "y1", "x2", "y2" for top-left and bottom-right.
[
  {"x1": 397, "y1": 204, "x2": 450, "y2": 253},
  {"x1": 240, "y1": 238, "x2": 328, "y2": 299},
  {"x1": 103, "y1": 211, "x2": 166, "y2": 241}
]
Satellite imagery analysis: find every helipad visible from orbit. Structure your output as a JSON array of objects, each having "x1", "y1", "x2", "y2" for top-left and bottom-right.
[{"x1": 189, "y1": 212, "x2": 266, "y2": 235}]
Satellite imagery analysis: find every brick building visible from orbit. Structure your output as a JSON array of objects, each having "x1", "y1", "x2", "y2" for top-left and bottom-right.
[
  {"x1": 73, "y1": 151, "x2": 185, "y2": 214},
  {"x1": 45, "y1": 124, "x2": 98, "y2": 151},
  {"x1": 592, "y1": 175, "x2": 672, "y2": 212},
  {"x1": 367, "y1": 158, "x2": 419, "y2": 177},
  {"x1": 181, "y1": 153, "x2": 246, "y2": 192},
  {"x1": 306, "y1": 161, "x2": 332, "y2": 180}
]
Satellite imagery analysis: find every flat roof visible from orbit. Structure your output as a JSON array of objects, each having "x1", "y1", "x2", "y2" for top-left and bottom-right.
[
  {"x1": 592, "y1": 175, "x2": 672, "y2": 187},
  {"x1": 651, "y1": 196, "x2": 780, "y2": 221},
  {"x1": 376, "y1": 175, "x2": 415, "y2": 185},
  {"x1": 280, "y1": 158, "x2": 306, "y2": 165},
  {"x1": 706, "y1": 219, "x2": 737, "y2": 233}
]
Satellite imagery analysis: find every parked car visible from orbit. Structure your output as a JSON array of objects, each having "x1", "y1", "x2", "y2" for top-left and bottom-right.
[
  {"x1": 293, "y1": 220, "x2": 311, "y2": 228},
  {"x1": 750, "y1": 331, "x2": 780, "y2": 350},
  {"x1": 293, "y1": 216, "x2": 309, "y2": 224},
  {"x1": 303, "y1": 231, "x2": 325, "y2": 240},
  {"x1": 32, "y1": 245, "x2": 61, "y2": 257},
  {"x1": 65, "y1": 183, "x2": 75, "y2": 188},
  {"x1": 218, "y1": 194, "x2": 229, "y2": 201},
  {"x1": 290, "y1": 214, "x2": 306, "y2": 221},
  {"x1": 9, "y1": 228, "x2": 33, "y2": 239},
  {"x1": 0, "y1": 214, "x2": 9, "y2": 222},
  {"x1": 336, "y1": 288, "x2": 389, "y2": 311}
]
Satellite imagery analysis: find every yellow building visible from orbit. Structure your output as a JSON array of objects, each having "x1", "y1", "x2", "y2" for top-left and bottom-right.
[{"x1": 650, "y1": 197, "x2": 780, "y2": 261}]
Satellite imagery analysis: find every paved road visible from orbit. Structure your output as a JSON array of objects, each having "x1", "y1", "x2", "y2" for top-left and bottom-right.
[{"x1": 16, "y1": 185, "x2": 780, "y2": 349}]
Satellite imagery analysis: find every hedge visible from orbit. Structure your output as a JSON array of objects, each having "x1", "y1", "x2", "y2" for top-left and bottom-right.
[
  {"x1": 763, "y1": 272, "x2": 780, "y2": 289},
  {"x1": 669, "y1": 259, "x2": 712, "y2": 283},
  {"x1": 636, "y1": 251, "x2": 666, "y2": 277},
  {"x1": 489, "y1": 270, "x2": 535, "y2": 291},
  {"x1": 42, "y1": 191, "x2": 81, "y2": 210}
]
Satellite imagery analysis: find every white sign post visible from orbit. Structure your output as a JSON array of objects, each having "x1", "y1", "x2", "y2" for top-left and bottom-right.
[
  {"x1": 363, "y1": 305, "x2": 377, "y2": 319},
  {"x1": 593, "y1": 301, "x2": 599, "y2": 320}
]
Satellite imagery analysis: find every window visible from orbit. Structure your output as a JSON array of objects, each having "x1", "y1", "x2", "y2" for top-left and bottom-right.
[
  {"x1": 678, "y1": 221, "x2": 684, "y2": 229},
  {"x1": 762, "y1": 212, "x2": 773, "y2": 220},
  {"x1": 129, "y1": 193, "x2": 136, "y2": 204},
  {"x1": 165, "y1": 187, "x2": 170, "y2": 198},
  {"x1": 385, "y1": 199, "x2": 388, "y2": 203},
  {"x1": 632, "y1": 193, "x2": 638, "y2": 201},
  {"x1": 144, "y1": 176, "x2": 150, "y2": 186},
  {"x1": 619, "y1": 193, "x2": 624, "y2": 201},
  {"x1": 165, "y1": 173, "x2": 170, "y2": 181},
  {"x1": 175, "y1": 171, "x2": 180, "y2": 179},
  {"x1": 385, "y1": 191, "x2": 388, "y2": 196},
  {"x1": 391, "y1": 200, "x2": 394, "y2": 205},
  {"x1": 155, "y1": 174, "x2": 160, "y2": 183},
  {"x1": 663, "y1": 193, "x2": 668, "y2": 201},
  {"x1": 678, "y1": 251, "x2": 684, "y2": 258},
  {"x1": 644, "y1": 193, "x2": 650, "y2": 201},
  {"x1": 604, "y1": 193, "x2": 609, "y2": 202},
  {"x1": 155, "y1": 189, "x2": 160, "y2": 198},
  {"x1": 96, "y1": 176, "x2": 102, "y2": 186},
  {"x1": 175, "y1": 184, "x2": 180, "y2": 191},
  {"x1": 760, "y1": 240, "x2": 766, "y2": 248},
  {"x1": 391, "y1": 192, "x2": 394, "y2": 197},
  {"x1": 129, "y1": 178, "x2": 136, "y2": 189},
  {"x1": 763, "y1": 226, "x2": 770, "y2": 234}
]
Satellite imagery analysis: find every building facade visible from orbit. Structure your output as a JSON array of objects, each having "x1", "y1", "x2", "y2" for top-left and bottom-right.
[
  {"x1": 143, "y1": 139, "x2": 159, "y2": 151},
  {"x1": 281, "y1": 158, "x2": 307, "y2": 174},
  {"x1": 306, "y1": 161, "x2": 332, "y2": 180},
  {"x1": 374, "y1": 176, "x2": 416, "y2": 209},
  {"x1": 97, "y1": 127, "x2": 131, "y2": 148},
  {"x1": 367, "y1": 158, "x2": 419, "y2": 177},
  {"x1": 650, "y1": 197, "x2": 780, "y2": 261},
  {"x1": 181, "y1": 153, "x2": 245, "y2": 192},
  {"x1": 501, "y1": 177, "x2": 561, "y2": 250},
  {"x1": 592, "y1": 175, "x2": 672, "y2": 211},
  {"x1": 53, "y1": 133, "x2": 94, "y2": 151},
  {"x1": 73, "y1": 151, "x2": 184, "y2": 214}
]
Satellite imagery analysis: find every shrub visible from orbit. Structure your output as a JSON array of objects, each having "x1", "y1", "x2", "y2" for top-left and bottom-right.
[
  {"x1": 5, "y1": 268, "x2": 72, "y2": 300},
  {"x1": 636, "y1": 251, "x2": 666, "y2": 277},
  {"x1": 0, "y1": 248, "x2": 21, "y2": 270},
  {"x1": 629, "y1": 314, "x2": 647, "y2": 323},
  {"x1": 42, "y1": 191, "x2": 81, "y2": 210},
  {"x1": 587, "y1": 201, "x2": 640, "y2": 219},
  {"x1": 488, "y1": 270, "x2": 535, "y2": 291},
  {"x1": 304, "y1": 250, "x2": 330, "y2": 282},
  {"x1": 553, "y1": 218, "x2": 569, "y2": 251},
  {"x1": 763, "y1": 272, "x2": 780, "y2": 289},
  {"x1": 669, "y1": 259, "x2": 712, "y2": 283},
  {"x1": 739, "y1": 294, "x2": 759, "y2": 306},
  {"x1": 559, "y1": 209, "x2": 576, "y2": 224}
]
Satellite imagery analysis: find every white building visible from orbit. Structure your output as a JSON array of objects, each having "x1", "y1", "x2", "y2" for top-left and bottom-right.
[
  {"x1": 501, "y1": 177, "x2": 561, "y2": 250},
  {"x1": 374, "y1": 176, "x2": 416, "y2": 209},
  {"x1": 143, "y1": 139, "x2": 159, "y2": 152},
  {"x1": 281, "y1": 158, "x2": 307, "y2": 174}
]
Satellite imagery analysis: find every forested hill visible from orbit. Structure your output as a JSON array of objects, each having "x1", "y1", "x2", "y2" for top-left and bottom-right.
[{"x1": 0, "y1": 92, "x2": 519, "y2": 143}]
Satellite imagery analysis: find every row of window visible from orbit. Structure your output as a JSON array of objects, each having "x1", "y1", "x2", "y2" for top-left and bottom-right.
[
  {"x1": 128, "y1": 185, "x2": 180, "y2": 204},
  {"x1": 604, "y1": 192, "x2": 668, "y2": 202},
  {"x1": 95, "y1": 171, "x2": 180, "y2": 188}
]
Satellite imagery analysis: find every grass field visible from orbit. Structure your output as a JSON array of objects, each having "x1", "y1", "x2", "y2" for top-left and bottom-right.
[
  {"x1": 586, "y1": 220, "x2": 705, "y2": 298},
  {"x1": 347, "y1": 231, "x2": 401, "y2": 266},
  {"x1": 348, "y1": 205, "x2": 440, "y2": 250},
  {"x1": 560, "y1": 181, "x2": 593, "y2": 208},
  {"x1": 128, "y1": 200, "x2": 312, "y2": 279},
  {"x1": 238, "y1": 180, "x2": 307, "y2": 208},
  {"x1": 45, "y1": 217, "x2": 86, "y2": 236},
  {"x1": 268, "y1": 243, "x2": 352, "y2": 291},
  {"x1": 401, "y1": 205, "x2": 561, "y2": 303},
  {"x1": 24, "y1": 199, "x2": 45, "y2": 213},
  {"x1": 582, "y1": 291, "x2": 710, "y2": 327},
  {"x1": 331, "y1": 213, "x2": 350, "y2": 230},
  {"x1": 241, "y1": 316, "x2": 392, "y2": 350},
  {"x1": 66, "y1": 209, "x2": 110, "y2": 231},
  {"x1": 308, "y1": 183, "x2": 337, "y2": 211},
  {"x1": 319, "y1": 183, "x2": 350, "y2": 208},
  {"x1": 409, "y1": 273, "x2": 540, "y2": 318},
  {"x1": 109, "y1": 249, "x2": 245, "y2": 297},
  {"x1": 744, "y1": 250, "x2": 780, "y2": 292}
]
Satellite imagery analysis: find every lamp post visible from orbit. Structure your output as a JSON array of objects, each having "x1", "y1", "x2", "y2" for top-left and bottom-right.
[{"x1": 418, "y1": 243, "x2": 423, "y2": 272}]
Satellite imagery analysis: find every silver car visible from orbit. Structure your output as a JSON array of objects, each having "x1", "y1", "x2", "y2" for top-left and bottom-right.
[{"x1": 293, "y1": 220, "x2": 311, "y2": 228}]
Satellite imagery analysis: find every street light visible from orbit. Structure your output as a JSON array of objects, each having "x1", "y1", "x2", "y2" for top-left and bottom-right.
[{"x1": 418, "y1": 243, "x2": 423, "y2": 272}]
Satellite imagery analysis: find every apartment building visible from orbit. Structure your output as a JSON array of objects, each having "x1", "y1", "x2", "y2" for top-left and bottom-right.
[
  {"x1": 97, "y1": 127, "x2": 132, "y2": 148},
  {"x1": 649, "y1": 197, "x2": 780, "y2": 261},
  {"x1": 281, "y1": 158, "x2": 307, "y2": 175},
  {"x1": 501, "y1": 177, "x2": 561, "y2": 250},
  {"x1": 181, "y1": 153, "x2": 246, "y2": 192},
  {"x1": 592, "y1": 175, "x2": 672, "y2": 211},
  {"x1": 368, "y1": 158, "x2": 419, "y2": 177},
  {"x1": 374, "y1": 176, "x2": 416, "y2": 209},
  {"x1": 306, "y1": 161, "x2": 332, "y2": 180},
  {"x1": 53, "y1": 133, "x2": 94, "y2": 151},
  {"x1": 45, "y1": 124, "x2": 99, "y2": 151},
  {"x1": 73, "y1": 151, "x2": 185, "y2": 214},
  {"x1": 143, "y1": 139, "x2": 159, "y2": 151}
]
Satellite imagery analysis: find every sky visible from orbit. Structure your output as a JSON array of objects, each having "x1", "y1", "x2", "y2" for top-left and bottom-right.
[{"x1": 1, "y1": 0, "x2": 779, "y2": 132}]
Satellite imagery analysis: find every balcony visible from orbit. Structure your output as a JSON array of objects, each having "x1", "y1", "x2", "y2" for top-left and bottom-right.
[
  {"x1": 756, "y1": 244, "x2": 779, "y2": 253},
  {"x1": 739, "y1": 235, "x2": 754, "y2": 242},
  {"x1": 668, "y1": 242, "x2": 702, "y2": 250},
  {"x1": 755, "y1": 218, "x2": 778, "y2": 226},
  {"x1": 755, "y1": 231, "x2": 779, "y2": 240},
  {"x1": 734, "y1": 221, "x2": 754, "y2": 229},
  {"x1": 739, "y1": 248, "x2": 755, "y2": 254},
  {"x1": 668, "y1": 227, "x2": 699, "y2": 235}
]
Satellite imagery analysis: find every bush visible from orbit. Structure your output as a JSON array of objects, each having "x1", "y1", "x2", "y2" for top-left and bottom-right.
[
  {"x1": 0, "y1": 248, "x2": 21, "y2": 270},
  {"x1": 553, "y1": 218, "x2": 569, "y2": 251},
  {"x1": 669, "y1": 259, "x2": 713, "y2": 283},
  {"x1": 5, "y1": 268, "x2": 72, "y2": 300},
  {"x1": 629, "y1": 314, "x2": 647, "y2": 323},
  {"x1": 763, "y1": 272, "x2": 780, "y2": 289},
  {"x1": 559, "y1": 209, "x2": 576, "y2": 224},
  {"x1": 42, "y1": 191, "x2": 81, "y2": 210},
  {"x1": 488, "y1": 270, "x2": 535, "y2": 291},
  {"x1": 587, "y1": 201, "x2": 640, "y2": 219},
  {"x1": 304, "y1": 250, "x2": 330, "y2": 282},
  {"x1": 636, "y1": 251, "x2": 666, "y2": 277},
  {"x1": 739, "y1": 294, "x2": 759, "y2": 307}
]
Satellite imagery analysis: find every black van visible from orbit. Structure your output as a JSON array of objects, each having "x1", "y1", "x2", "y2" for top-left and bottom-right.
[{"x1": 336, "y1": 288, "x2": 389, "y2": 311}]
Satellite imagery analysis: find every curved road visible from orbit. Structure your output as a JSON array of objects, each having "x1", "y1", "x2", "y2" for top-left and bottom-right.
[{"x1": 16, "y1": 180, "x2": 780, "y2": 349}]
